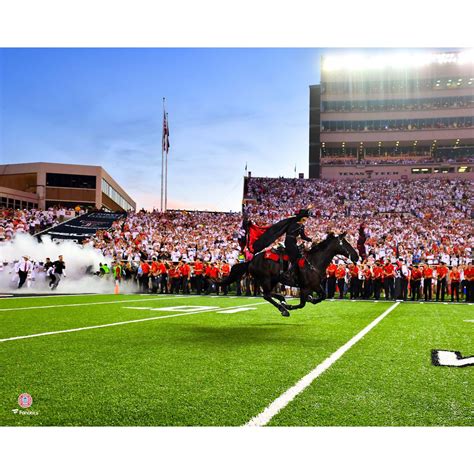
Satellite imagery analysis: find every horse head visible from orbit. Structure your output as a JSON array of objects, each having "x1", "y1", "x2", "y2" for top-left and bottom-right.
[
  {"x1": 309, "y1": 232, "x2": 358, "y2": 263},
  {"x1": 335, "y1": 232, "x2": 359, "y2": 263}
]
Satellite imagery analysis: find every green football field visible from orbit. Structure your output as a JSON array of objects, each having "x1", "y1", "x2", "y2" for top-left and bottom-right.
[{"x1": 0, "y1": 293, "x2": 472, "y2": 426}]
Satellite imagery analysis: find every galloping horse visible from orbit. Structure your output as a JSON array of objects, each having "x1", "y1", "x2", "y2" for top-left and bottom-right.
[{"x1": 220, "y1": 232, "x2": 358, "y2": 317}]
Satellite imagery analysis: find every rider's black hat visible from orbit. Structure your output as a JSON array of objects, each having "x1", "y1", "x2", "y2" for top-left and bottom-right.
[{"x1": 295, "y1": 208, "x2": 311, "y2": 219}]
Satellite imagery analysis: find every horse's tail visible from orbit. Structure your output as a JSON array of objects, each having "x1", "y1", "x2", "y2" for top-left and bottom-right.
[{"x1": 219, "y1": 261, "x2": 250, "y2": 286}]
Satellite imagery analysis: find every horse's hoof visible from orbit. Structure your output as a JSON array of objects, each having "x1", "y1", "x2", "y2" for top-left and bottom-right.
[{"x1": 281, "y1": 309, "x2": 290, "y2": 317}]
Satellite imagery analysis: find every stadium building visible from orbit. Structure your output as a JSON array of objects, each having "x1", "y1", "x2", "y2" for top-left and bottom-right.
[
  {"x1": 309, "y1": 50, "x2": 474, "y2": 180},
  {"x1": 0, "y1": 162, "x2": 136, "y2": 211}
]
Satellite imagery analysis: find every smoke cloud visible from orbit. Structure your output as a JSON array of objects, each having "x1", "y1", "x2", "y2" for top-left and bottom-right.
[{"x1": 0, "y1": 234, "x2": 135, "y2": 294}]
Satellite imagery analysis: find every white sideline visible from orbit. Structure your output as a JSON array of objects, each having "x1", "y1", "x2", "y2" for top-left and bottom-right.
[
  {"x1": 245, "y1": 301, "x2": 400, "y2": 427},
  {"x1": 0, "y1": 295, "x2": 198, "y2": 312},
  {"x1": 0, "y1": 293, "x2": 178, "y2": 300},
  {"x1": 0, "y1": 302, "x2": 267, "y2": 343}
]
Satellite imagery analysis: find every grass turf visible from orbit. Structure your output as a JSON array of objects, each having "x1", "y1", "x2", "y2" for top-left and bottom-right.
[{"x1": 0, "y1": 294, "x2": 472, "y2": 426}]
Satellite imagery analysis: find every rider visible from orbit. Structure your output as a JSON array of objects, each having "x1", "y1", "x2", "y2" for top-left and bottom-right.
[{"x1": 252, "y1": 207, "x2": 312, "y2": 287}]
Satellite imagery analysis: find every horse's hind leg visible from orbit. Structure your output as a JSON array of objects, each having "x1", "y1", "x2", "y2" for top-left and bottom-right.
[
  {"x1": 285, "y1": 288, "x2": 309, "y2": 311},
  {"x1": 271, "y1": 293, "x2": 287, "y2": 304},
  {"x1": 308, "y1": 283, "x2": 327, "y2": 305},
  {"x1": 260, "y1": 279, "x2": 290, "y2": 317}
]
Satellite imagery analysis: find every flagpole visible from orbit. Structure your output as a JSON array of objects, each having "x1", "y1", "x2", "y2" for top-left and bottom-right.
[
  {"x1": 165, "y1": 112, "x2": 169, "y2": 212},
  {"x1": 161, "y1": 98, "x2": 165, "y2": 212}
]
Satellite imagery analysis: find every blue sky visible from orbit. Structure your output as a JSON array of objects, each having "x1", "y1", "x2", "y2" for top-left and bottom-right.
[{"x1": 0, "y1": 48, "x2": 451, "y2": 211}]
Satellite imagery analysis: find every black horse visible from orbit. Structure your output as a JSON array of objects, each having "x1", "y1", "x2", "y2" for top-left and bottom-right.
[{"x1": 220, "y1": 232, "x2": 358, "y2": 317}]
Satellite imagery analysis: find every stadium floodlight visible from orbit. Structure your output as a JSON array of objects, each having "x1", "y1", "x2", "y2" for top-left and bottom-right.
[{"x1": 322, "y1": 49, "x2": 474, "y2": 72}]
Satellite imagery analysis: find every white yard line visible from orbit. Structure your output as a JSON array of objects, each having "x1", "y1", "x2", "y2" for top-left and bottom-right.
[
  {"x1": 0, "y1": 295, "x2": 199, "y2": 312},
  {"x1": 245, "y1": 301, "x2": 400, "y2": 427},
  {"x1": 0, "y1": 302, "x2": 267, "y2": 343}
]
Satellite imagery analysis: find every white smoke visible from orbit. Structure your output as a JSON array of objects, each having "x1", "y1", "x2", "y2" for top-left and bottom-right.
[{"x1": 0, "y1": 234, "x2": 136, "y2": 294}]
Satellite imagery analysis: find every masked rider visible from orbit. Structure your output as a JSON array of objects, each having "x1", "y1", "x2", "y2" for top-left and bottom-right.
[{"x1": 252, "y1": 208, "x2": 312, "y2": 287}]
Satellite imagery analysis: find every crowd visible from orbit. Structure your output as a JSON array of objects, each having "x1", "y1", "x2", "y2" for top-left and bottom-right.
[
  {"x1": 1, "y1": 176, "x2": 472, "y2": 301},
  {"x1": 244, "y1": 177, "x2": 472, "y2": 264},
  {"x1": 0, "y1": 207, "x2": 79, "y2": 241},
  {"x1": 84, "y1": 210, "x2": 243, "y2": 265},
  {"x1": 243, "y1": 176, "x2": 473, "y2": 302}
]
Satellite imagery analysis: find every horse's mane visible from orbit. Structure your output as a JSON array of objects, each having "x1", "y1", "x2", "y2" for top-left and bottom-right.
[{"x1": 308, "y1": 233, "x2": 336, "y2": 254}]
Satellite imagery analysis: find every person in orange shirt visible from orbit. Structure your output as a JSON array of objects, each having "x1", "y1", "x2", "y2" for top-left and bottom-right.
[
  {"x1": 180, "y1": 260, "x2": 191, "y2": 294},
  {"x1": 206, "y1": 263, "x2": 220, "y2": 295},
  {"x1": 326, "y1": 260, "x2": 338, "y2": 298},
  {"x1": 372, "y1": 262, "x2": 384, "y2": 300},
  {"x1": 383, "y1": 260, "x2": 395, "y2": 301},
  {"x1": 158, "y1": 259, "x2": 168, "y2": 294},
  {"x1": 348, "y1": 263, "x2": 359, "y2": 299},
  {"x1": 465, "y1": 263, "x2": 474, "y2": 303},
  {"x1": 422, "y1": 263, "x2": 433, "y2": 301},
  {"x1": 449, "y1": 266, "x2": 461, "y2": 302},
  {"x1": 436, "y1": 261, "x2": 448, "y2": 302},
  {"x1": 363, "y1": 264, "x2": 373, "y2": 299},
  {"x1": 139, "y1": 259, "x2": 150, "y2": 293},
  {"x1": 193, "y1": 258, "x2": 205, "y2": 295},
  {"x1": 168, "y1": 263, "x2": 181, "y2": 294},
  {"x1": 221, "y1": 261, "x2": 231, "y2": 295},
  {"x1": 410, "y1": 265, "x2": 422, "y2": 301},
  {"x1": 150, "y1": 257, "x2": 160, "y2": 294},
  {"x1": 335, "y1": 263, "x2": 346, "y2": 299}
]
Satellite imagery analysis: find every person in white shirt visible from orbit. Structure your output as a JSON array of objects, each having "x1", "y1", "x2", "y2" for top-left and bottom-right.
[{"x1": 17, "y1": 256, "x2": 33, "y2": 289}]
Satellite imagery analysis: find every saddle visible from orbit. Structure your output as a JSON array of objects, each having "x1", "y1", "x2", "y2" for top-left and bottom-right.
[{"x1": 263, "y1": 246, "x2": 305, "y2": 268}]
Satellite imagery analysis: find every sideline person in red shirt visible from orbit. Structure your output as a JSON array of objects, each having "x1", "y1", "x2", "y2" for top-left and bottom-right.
[
  {"x1": 139, "y1": 259, "x2": 150, "y2": 293},
  {"x1": 326, "y1": 260, "x2": 338, "y2": 299},
  {"x1": 449, "y1": 266, "x2": 461, "y2": 302},
  {"x1": 422, "y1": 264, "x2": 433, "y2": 301},
  {"x1": 193, "y1": 258, "x2": 205, "y2": 295},
  {"x1": 465, "y1": 264, "x2": 474, "y2": 302},
  {"x1": 436, "y1": 262, "x2": 448, "y2": 302},
  {"x1": 335, "y1": 264, "x2": 346, "y2": 299},
  {"x1": 180, "y1": 261, "x2": 191, "y2": 294},
  {"x1": 372, "y1": 262, "x2": 384, "y2": 300},
  {"x1": 383, "y1": 260, "x2": 395, "y2": 301},
  {"x1": 410, "y1": 265, "x2": 422, "y2": 301},
  {"x1": 221, "y1": 261, "x2": 231, "y2": 295},
  {"x1": 349, "y1": 263, "x2": 359, "y2": 300}
]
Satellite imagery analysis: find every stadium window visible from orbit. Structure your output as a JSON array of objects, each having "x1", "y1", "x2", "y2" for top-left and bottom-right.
[{"x1": 46, "y1": 173, "x2": 96, "y2": 189}]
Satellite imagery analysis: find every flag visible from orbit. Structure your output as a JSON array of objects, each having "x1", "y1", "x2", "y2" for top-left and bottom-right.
[
  {"x1": 245, "y1": 162, "x2": 248, "y2": 172},
  {"x1": 294, "y1": 164, "x2": 296, "y2": 173},
  {"x1": 162, "y1": 111, "x2": 170, "y2": 153}
]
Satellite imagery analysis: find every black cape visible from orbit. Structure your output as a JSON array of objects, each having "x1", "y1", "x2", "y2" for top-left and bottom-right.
[{"x1": 252, "y1": 216, "x2": 299, "y2": 254}]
